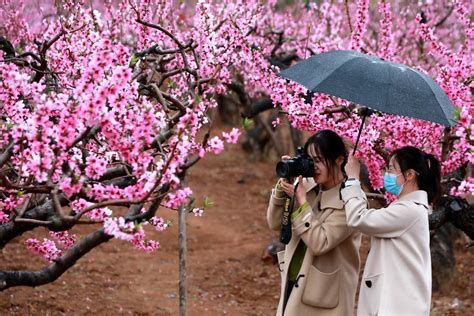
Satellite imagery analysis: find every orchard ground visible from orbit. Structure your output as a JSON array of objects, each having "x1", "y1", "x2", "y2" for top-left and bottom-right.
[{"x1": 1, "y1": 124, "x2": 473, "y2": 315}]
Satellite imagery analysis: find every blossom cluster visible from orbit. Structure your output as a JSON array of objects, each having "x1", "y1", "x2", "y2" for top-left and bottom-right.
[
  {"x1": 25, "y1": 238, "x2": 62, "y2": 262},
  {"x1": 103, "y1": 217, "x2": 160, "y2": 253}
]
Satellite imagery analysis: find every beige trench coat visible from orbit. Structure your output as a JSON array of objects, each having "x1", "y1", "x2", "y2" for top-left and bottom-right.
[
  {"x1": 267, "y1": 178, "x2": 361, "y2": 316},
  {"x1": 341, "y1": 185, "x2": 432, "y2": 315}
]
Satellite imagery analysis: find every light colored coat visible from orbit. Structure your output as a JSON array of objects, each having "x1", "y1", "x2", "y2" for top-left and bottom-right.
[
  {"x1": 341, "y1": 185, "x2": 432, "y2": 316},
  {"x1": 267, "y1": 178, "x2": 361, "y2": 316}
]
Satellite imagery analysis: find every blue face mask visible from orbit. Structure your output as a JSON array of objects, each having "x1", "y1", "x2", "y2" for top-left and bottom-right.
[{"x1": 383, "y1": 172, "x2": 403, "y2": 196}]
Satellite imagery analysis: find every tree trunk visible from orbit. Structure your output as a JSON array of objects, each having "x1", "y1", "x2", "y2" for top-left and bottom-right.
[
  {"x1": 178, "y1": 205, "x2": 187, "y2": 316},
  {"x1": 430, "y1": 223, "x2": 460, "y2": 292}
]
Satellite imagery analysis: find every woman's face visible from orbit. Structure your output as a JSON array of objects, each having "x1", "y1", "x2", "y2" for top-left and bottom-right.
[
  {"x1": 386, "y1": 157, "x2": 404, "y2": 186},
  {"x1": 307, "y1": 144, "x2": 332, "y2": 187}
]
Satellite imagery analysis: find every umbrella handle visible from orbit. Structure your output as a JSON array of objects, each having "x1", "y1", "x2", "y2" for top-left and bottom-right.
[{"x1": 352, "y1": 109, "x2": 368, "y2": 156}]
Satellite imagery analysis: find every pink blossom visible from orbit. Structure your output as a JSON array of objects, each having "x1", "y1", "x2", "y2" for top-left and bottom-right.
[
  {"x1": 25, "y1": 238, "x2": 62, "y2": 262},
  {"x1": 0, "y1": 211, "x2": 9, "y2": 224},
  {"x1": 272, "y1": 117, "x2": 281, "y2": 127},
  {"x1": 133, "y1": 239, "x2": 160, "y2": 253},
  {"x1": 207, "y1": 136, "x2": 225, "y2": 154},
  {"x1": 87, "y1": 207, "x2": 112, "y2": 221},
  {"x1": 192, "y1": 208, "x2": 204, "y2": 217},
  {"x1": 164, "y1": 187, "x2": 193, "y2": 209},
  {"x1": 85, "y1": 155, "x2": 107, "y2": 180},
  {"x1": 59, "y1": 177, "x2": 83, "y2": 198},
  {"x1": 71, "y1": 199, "x2": 92, "y2": 212},
  {"x1": 0, "y1": 196, "x2": 25, "y2": 211},
  {"x1": 103, "y1": 217, "x2": 135, "y2": 241},
  {"x1": 103, "y1": 217, "x2": 160, "y2": 252},
  {"x1": 149, "y1": 217, "x2": 169, "y2": 232},
  {"x1": 222, "y1": 128, "x2": 241, "y2": 144},
  {"x1": 450, "y1": 178, "x2": 474, "y2": 198},
  {"x1": 49, "y1": 231, "x2": 77, "y2": 249},
  {"x1": 350, "y1": 0, "x2": 369, "y2": 52}
]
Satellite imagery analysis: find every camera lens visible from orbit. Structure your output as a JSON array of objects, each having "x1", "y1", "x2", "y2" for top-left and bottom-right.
[
  {"x1": 275, "y1": 156, "x2": 315, "y2": 178},
  {"x1": 276, "y1": 161, "x2": 290, "y2": 178}
]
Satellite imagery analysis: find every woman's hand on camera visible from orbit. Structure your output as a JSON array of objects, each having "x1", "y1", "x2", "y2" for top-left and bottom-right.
[
  {"x1": 279, "y1": 155, "x2": 295, "y2": 196},
  {"x1": 279, "y1": 156, "x2": 307, "y2": 204},
  {"x1": 295, "y1": 176, "x2": 307, "y2": 206},
  {"x1": 280, "y1": 176, "x2": 307, "y2": 205},
  {"x1": 280, "y1": 178, "x2": 295, "y2": 198}
]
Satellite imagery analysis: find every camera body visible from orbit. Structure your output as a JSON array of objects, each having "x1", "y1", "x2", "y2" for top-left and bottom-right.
[{"x1": 276, "y1": 147, "x2": 315, "y2": 178}]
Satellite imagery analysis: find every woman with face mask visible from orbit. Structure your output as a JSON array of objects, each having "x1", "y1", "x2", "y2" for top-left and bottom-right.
[
  {"x1": 342, "y1": 146, "x2": 441, "y2": 316},
  {"x1": 267, "y1": 130, "x2": 361, "y2": 316}
]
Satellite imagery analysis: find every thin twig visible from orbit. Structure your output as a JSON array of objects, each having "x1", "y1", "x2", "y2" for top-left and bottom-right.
[
  {"x1": 440, "y1": 127, "x2": 452, "y2": 161},
  {"x1": 344, "y1": 0, "x2": 353, "y2": 34},
  {"x1": 42, "y1": 30, "x2": 66, "y2": 54},
  {"x1": 18, "y1": 51, "x2": 41, "y2": 62},
  {"x1": 52, "y1": 187, "x2": 65, "y2": 218},
  {"x1": 0, "y1": 176, "x2": 53, "y2": 193},
  {"x1": 17, "y1": 196, "x2": 32, "y2": 218},
  {"x1": 14, "y1": 218, "x2": 53, "y2": 226},
  {"x1": 135, "y1": 18, "x2": 197, "y2": 78},
  {"x1": 434, "y1": 6, "x2": 454, "y2": 28}
]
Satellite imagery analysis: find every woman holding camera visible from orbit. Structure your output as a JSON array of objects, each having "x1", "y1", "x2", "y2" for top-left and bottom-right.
[
  {"x1": 342, "y1": 146, "x2": 440, "y2": 315},
  {"x1": 267, "y1": 130, "x2": 361, "y2": 316}
]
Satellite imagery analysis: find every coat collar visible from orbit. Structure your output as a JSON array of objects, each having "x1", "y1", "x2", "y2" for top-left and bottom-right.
[
  {"x1": 397, "y1": 190, "x2": 429, "y2": 208},
  {"x1": 301, "y1": 178, "x2": 343, "y2": 210},
  {"x1": 318, "y1": 182, "x2": 344, "y2": 210}
]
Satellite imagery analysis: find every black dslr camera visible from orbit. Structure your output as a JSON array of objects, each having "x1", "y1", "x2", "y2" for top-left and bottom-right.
[
  {"x1": 275, "y1": 147, "x2": 315, "y2": 178},
  {"x1": 275, "y1": 147, "x2": 314, "y2": 245}
]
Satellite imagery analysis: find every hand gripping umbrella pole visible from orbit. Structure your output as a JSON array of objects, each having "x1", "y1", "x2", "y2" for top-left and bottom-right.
[{"x1": 352, "y1": 107, "x2": 374, "y2": 155}]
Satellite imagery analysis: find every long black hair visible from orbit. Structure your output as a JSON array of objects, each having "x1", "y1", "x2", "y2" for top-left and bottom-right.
[
  {"x1": 391, "y1": 146, "x2": 442, "y2": 205},
  {"x1": 304, "y1": 129, "x2": 348, "y2": 179}
]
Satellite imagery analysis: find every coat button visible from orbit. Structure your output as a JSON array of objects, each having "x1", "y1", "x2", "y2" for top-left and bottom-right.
[
  {"x1": 304, "y1": 222, "x2": 310, "y2": 227},
  {"x1": 365, "y1": 280, "x2": 372, "y2": 288}
]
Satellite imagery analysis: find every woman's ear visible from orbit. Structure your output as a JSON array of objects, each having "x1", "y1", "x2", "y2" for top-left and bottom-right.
[
  {"x1": 405, "y1": 169, "x2": 417, "y2": 182},
  {"x1": 336, "y1": 155, "x2": 345, "y2": 167}
]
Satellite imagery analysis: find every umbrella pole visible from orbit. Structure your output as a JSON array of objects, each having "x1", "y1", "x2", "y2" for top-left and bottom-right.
[{"x1": 352, "y1": 110, "x2": 368, "y2": 155}]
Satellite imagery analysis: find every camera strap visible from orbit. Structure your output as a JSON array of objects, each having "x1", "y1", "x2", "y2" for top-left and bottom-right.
[{"x1": 279, "y1": 181, "x2": 299, "y2": 244}]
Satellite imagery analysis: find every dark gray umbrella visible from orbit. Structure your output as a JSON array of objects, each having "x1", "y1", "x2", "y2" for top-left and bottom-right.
[{"x1": 279, "y1": 50, "x2": 458, "y2": 153}]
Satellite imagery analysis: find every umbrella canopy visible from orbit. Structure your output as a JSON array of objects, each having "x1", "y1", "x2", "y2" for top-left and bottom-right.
[{"x1": 280, "y1": 50, "x2": 458, "y2": 128}]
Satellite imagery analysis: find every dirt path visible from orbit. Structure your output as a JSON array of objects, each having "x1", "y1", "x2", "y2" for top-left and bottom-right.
[{"x1": 1, "y1": 126, "x2": 473, "y2": 315}]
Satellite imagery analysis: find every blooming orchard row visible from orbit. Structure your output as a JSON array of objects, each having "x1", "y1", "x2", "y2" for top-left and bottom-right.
[{"x1": 0, "y1": 0, "x2": 472, "y2": 279}]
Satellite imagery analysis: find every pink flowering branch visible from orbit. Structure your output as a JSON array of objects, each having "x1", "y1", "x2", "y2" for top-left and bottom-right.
[
  {"x1": 1, "y1": 191, "x2": 167, "y2": 289},
  {"x1": 134, "y1": 18, "x2": 197, "y2": 79},
  {"x1": 0, "y1": 176, "x2": 53, "y2": 193},
  {"x1": 0, "y1": 222, "x2": 112, "y2": 290},
  {"x1": 71, "y1": 131, "x2": 181, "y2": 223}
]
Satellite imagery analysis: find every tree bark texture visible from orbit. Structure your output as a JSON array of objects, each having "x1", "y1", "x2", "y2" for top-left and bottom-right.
[
  {"x1": 179, "y1": 205, "x2": 187, "y2": 316},
  {"x1": 0, "y1": 228, "x2": 112, "y2": 290}
]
